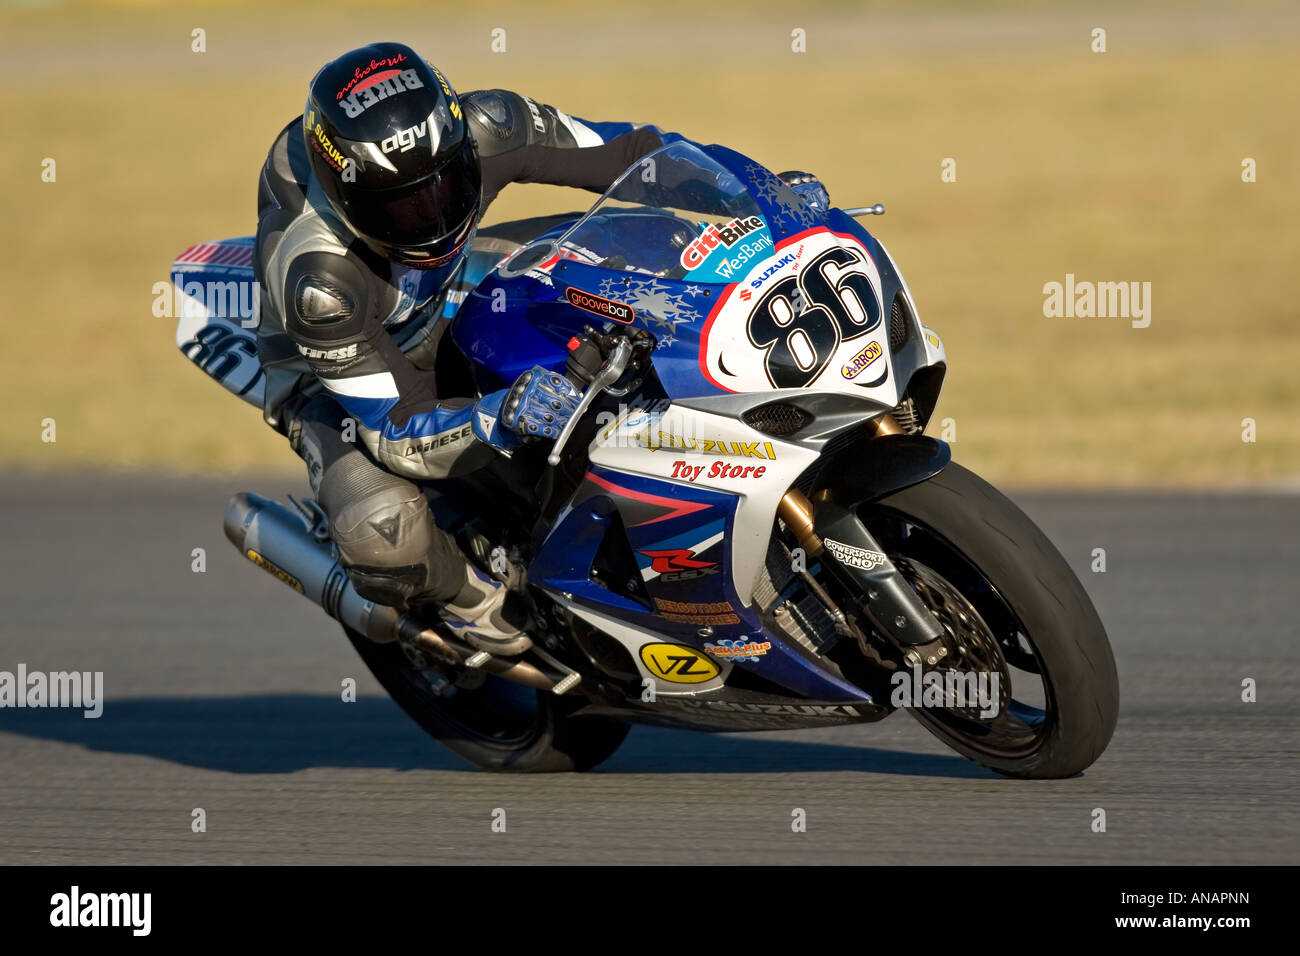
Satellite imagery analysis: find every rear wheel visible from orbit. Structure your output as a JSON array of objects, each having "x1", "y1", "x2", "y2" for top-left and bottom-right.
[
  {"x1": 841, "y1": 462, "x2": 1118, "y2": 778},
  {"x1": 343, "y1": 627, "x2": 629, "y2": 772}
]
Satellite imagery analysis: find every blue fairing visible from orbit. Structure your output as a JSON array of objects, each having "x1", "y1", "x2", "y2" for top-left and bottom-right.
[
  {"x1": 451, "y1": 141, "x2": 862, "y2": 400},
  {"x1": 450, "y1": 141, "x2": 879, "y2": 704},
  {"x1": 530, "y1": 467, "x2": 871, "y2": 702}
]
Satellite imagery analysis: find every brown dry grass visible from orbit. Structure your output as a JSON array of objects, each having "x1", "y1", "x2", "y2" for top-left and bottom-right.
[{"x1": 2, "y1": 1, "x2": 1296, "y2": 485}]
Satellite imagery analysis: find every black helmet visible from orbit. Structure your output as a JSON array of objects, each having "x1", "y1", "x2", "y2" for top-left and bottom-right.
[{"x1": 303, "y1": 42, "x2": 481, "y2": 269}]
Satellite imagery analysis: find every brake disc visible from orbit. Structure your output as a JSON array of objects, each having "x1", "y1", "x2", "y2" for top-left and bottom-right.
[{"x1": 893, "y1": 556, "x2": 1011, "y2": 720}]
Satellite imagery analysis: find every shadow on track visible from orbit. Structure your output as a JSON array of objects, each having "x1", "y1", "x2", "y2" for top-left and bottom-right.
[{"x1": 0, "y1": 694, "x2": 994, "y2": 778}]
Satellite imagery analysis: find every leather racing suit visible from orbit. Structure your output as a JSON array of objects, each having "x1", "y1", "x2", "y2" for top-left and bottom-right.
[{"x1": 252, "y1": 90, "x2": 663, "y2": 610}]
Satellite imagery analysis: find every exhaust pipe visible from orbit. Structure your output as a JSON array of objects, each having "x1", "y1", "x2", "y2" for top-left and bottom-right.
[
  {"x1": 223, "y1": 493, "x2": 566, "y2": 692},
  {"x1": 224, "y1": 492, "x2": 400, "y2": 643}
]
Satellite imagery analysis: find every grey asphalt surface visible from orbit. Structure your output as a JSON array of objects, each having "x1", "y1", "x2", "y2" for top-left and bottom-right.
[{"x1": 0, "y1": 472, "x2": 1296, "y2": 865}]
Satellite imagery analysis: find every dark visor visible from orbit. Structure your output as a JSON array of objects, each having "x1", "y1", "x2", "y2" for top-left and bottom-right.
[{"x1": 341, "y1": 137, "x2": 482, "y2": 260}]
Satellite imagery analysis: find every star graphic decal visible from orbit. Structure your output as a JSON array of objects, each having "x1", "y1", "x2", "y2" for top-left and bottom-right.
[{"x1": 743, "y1": 163, "x2": 820, "y2": 232}]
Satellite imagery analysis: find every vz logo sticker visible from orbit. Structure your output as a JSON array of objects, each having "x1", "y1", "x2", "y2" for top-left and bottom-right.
[{"x1": 639, "y1": 643, "x2": 721, "y2": 684}]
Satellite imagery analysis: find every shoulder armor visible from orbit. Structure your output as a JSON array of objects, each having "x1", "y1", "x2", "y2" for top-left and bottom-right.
[
  {"x1": 461, "y1": 89, "x2": 577, "y2": 157},
  {"x1": 282, "y1": 249, "x2": 372, "y2": 342},
  {"x1": 295, "y1": 274, "x2": 355, "y2": 321}
]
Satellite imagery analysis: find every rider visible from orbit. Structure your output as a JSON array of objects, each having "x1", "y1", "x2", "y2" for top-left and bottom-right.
[{"x1": 254, "y1": 41, "x2": 829, "y2": 658}]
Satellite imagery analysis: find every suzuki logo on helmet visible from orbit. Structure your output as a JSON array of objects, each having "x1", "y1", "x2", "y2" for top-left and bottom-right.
[{"x1": 382, "y1": 121, "x2": 427, "y2": 154}]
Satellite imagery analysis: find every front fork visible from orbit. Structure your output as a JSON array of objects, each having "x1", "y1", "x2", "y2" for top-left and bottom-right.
[{"x1": 776, "y1": 415, "x2": 949, "y2": 666}]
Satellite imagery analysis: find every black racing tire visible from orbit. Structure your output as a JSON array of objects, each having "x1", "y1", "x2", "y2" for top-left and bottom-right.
[
  {"x1": 863, "y1": 462, "x2": 1119, "y2": 778},
  {"x1": 343, "y1": 627, "x2": 630, "y2": 772}
]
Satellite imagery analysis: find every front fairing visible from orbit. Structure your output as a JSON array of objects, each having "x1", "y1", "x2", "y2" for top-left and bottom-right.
[
  {"x1": 452, "y1": 142, "x2": 932, "y2": 408},
  {"x1": 446, "y1": 143, "x2": 949, "y2": 707}
]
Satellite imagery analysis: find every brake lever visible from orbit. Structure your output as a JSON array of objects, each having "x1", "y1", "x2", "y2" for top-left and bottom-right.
[{"x1": 547, "y1": 337, "x2": 633, "y2": 467}]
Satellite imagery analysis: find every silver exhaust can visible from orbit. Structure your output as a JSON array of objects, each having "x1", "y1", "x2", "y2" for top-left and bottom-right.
[{"x1": 223, "y1": 493, "x2": 399, "y2": 642}]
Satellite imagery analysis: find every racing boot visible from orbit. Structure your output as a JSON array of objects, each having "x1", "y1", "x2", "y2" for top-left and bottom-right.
[{"x1": 440, "y1": 565, "x2": 533, "y2": 656}]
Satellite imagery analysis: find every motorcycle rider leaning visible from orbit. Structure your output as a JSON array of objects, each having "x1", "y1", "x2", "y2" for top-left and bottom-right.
[{"x1": 254, "y1": 42, "x2": 830, "y2": 658}]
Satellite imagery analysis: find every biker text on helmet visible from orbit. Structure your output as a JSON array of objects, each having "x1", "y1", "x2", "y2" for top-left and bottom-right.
[{"x1": 339, "y1": 69, "x2": 425, "y2": 119}]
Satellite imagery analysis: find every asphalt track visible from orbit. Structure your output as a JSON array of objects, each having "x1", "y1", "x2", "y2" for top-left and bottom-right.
[{"x1": 0, "y1": 472, "x2": 1295, "y2": 865}]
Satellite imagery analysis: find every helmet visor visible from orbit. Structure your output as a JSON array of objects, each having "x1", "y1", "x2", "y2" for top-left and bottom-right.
[{"x1": 341, "y1": 136, "x2": 482, "y2": 264}]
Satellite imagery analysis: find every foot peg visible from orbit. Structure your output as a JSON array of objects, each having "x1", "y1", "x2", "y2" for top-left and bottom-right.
[
  {"x1": 528, "y1": 644, "x2": 582, "y2": 696},
  {"x1": 455, "y1": 634, "x2": 579, "y2": 694},
  {"x1": 552, "y1": 672, "x2": 582, "y2": 696}
]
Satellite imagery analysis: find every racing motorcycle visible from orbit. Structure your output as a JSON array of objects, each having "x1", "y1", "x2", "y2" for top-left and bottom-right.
[{"x1": 174, "y1": 141, "x2": 1118, "y2": 777}]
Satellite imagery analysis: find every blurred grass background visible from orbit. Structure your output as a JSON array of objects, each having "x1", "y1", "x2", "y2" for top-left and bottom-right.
[{"x1": 1, "y1": 0, "x2": 1297, "y2": 485}]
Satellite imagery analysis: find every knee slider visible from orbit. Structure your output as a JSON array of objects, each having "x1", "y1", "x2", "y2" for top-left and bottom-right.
[
  {"x1": 320, "y1": 462, "x2": 438, "y2": 605},
  {"x1": 332, "y1": 491, "x2": 434, "y2": 569},
  {"x1": 335, "y1": 494, "x2": 436, "y2": 606}
]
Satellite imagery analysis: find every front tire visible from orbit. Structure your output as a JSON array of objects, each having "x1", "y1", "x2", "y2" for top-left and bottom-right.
[
  {"x1": 860, "y1": 463, "x2": 1119, "y2": 778},
  {"x1": 343, "y1": 627, "x2": 629, "y2": 772}
]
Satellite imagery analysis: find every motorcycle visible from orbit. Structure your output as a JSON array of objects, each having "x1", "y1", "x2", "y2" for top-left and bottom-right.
[{"x1": 174, "y1": 141, "x2": 1118, "y2": 777}]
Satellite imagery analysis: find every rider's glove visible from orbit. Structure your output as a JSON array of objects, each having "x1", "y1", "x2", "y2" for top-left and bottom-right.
[
  {"x1": 470, "y1": 389, "x2": 518, "y2": 451},
  {"x1": 778, "y1": 170, "x2": 830, "y2": 215},
  {"x1": 499, "y1": 366, "x2": 583, "y2": 440}
]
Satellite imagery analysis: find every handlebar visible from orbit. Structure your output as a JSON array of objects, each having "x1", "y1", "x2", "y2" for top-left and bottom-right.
[{"x1": 547, "y1": 337, "x2": 633, "y2": 467}]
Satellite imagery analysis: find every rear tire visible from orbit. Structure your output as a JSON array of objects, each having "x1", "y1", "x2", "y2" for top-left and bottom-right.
[
  {"x1": 864, "y1": 463, "x2": 1119, "y2": 778},
  {"x1": 343, "y1": 627, "x2": 629, "y2": 772}
]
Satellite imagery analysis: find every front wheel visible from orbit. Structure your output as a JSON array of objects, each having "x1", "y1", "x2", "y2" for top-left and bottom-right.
[
  {"x1": 848, "y1": 462, "x2": 1119, "y2": 778},
  {"x1": 343, "y1": 627, "x2": 629, "y2": 772}
]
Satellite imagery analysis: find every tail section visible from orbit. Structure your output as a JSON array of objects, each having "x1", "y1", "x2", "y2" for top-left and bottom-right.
[{"x1": 171, "y1": 237, "x2": 264, "y2": 407}]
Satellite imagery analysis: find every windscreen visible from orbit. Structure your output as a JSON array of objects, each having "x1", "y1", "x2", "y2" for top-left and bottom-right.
[{"x1": 550, "y1": 142, "x2": 773, "y2": 283}]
